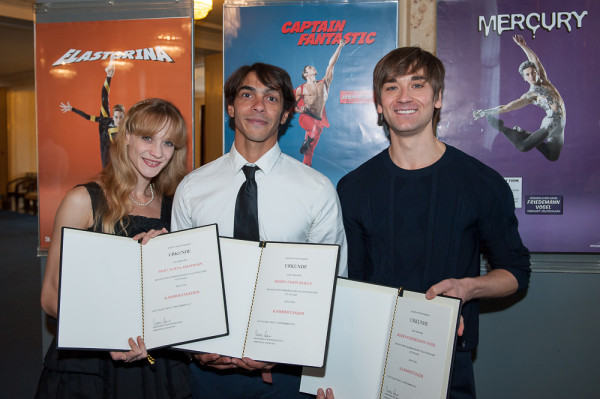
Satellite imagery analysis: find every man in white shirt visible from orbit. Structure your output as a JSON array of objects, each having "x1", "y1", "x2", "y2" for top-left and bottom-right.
[{"x1": 172, "y1": 63, "x2": 345, "y2": 399}]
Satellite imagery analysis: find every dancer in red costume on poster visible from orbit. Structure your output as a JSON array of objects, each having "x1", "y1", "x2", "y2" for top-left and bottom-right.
[{"x1": 296, "y1": 39, "x2": 345, "y2": 166}]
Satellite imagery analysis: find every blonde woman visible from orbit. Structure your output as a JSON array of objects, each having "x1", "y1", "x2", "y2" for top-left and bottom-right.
[{"x1": 37, "y1": 98, "x2": 191, "y2": 398}]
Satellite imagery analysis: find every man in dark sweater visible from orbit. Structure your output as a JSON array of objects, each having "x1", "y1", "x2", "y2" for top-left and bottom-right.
[{"x1": 336, "y1": 47, "x2": 531, "y2": 399}]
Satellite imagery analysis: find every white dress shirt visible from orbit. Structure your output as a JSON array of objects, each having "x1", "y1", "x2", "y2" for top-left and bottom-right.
[{"x1": 172, "y1": 142, "x2": 347, "y2": 276}]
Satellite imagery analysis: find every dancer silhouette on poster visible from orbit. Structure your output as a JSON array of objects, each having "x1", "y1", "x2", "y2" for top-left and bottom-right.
[
  {"x1": 473, "y1": 35, "x2": 565, "y2": 161},
  {"x1": 296, "y1": 39, "x2": 345, "y2": 166},
  {"x1": 60, "y1": 59, "x2": 125, "y2": 168}
]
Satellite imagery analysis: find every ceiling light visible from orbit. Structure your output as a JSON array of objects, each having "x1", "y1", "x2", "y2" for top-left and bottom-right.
[{"x1": 194, "y1": 0, "x2": 213, "y2": 20}]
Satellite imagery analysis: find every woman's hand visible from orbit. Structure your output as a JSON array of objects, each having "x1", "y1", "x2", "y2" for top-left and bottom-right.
[
  {"x1": 110, "y1": 336, "x2": 148, "y2": 363},
  {"x1": 317, "y1": 388, "x2": 334, "y2": 399},
  {"x1": 133, "y1": 228, "x2": 168, "y2": 245}
]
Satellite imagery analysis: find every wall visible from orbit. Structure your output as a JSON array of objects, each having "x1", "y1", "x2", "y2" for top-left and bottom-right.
[
  {"x1": 0, "y1": 88, "x2": 7, "y2": 198},
  {"x1": 202, "y1": 52, "x2": 223, "y2": 165},
  {"x1": 477, "y1": 271, "x2": 600, "y2": 398},
  {"x1": 6, "y1": 88, "x2": 36, "y2": 181},
  {"x1": 0, "y1": 87, "x2": 36, "y2": 201}
]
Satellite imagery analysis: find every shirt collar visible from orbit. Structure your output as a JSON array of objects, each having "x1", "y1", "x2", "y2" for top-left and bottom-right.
[{"x1": 228, "y1": 142, "x2": 282, "y2": 176}]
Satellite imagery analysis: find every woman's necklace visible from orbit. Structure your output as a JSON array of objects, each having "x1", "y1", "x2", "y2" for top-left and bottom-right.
[{"x1": 128, "y1": 184, "x2": 154, "y2": 207}]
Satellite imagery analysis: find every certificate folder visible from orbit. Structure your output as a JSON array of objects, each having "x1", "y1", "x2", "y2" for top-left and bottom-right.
[
  {"x1": 177, "y1": 237, "x2": 339, "y2": 368},
  {"x1": 300, "y1": 278, "x2": 461, "y2": 399},
  {"x1": 57, "y1": 224, "x2": 228, "y2": 351}
]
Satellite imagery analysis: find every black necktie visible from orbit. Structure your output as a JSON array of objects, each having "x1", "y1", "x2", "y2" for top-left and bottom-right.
[{"x1": 234, "y1": 165, "x2": 259, "y2": 241}]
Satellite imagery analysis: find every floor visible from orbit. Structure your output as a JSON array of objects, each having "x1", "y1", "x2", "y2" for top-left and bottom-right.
[{"x1": 0, "y1": 210, "x2": 43, "y2": 399}]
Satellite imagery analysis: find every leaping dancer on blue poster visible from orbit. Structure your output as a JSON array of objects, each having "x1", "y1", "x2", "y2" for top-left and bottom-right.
[{"x1": 296, "y1": 39, "x2": 346, "y2": 166}]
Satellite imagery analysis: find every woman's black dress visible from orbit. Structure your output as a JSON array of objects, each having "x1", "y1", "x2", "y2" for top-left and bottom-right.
[{"x1": 36, "y1": 183, "x2": 191, "y2": 399}]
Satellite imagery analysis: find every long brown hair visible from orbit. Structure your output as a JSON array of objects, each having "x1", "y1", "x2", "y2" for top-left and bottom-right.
[{"x1": 97, "y1": 98, "x2": 188, "y2": 234}]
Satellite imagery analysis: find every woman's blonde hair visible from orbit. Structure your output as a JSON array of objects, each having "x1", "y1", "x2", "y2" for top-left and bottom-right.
[{"x1": 97, "y1": 98, "x2": 188, "y2": 234}]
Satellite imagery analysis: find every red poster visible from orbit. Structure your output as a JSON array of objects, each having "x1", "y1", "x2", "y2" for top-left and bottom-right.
[{"x1": 36, "y1": 17, "x2": 194, "y2": 249}]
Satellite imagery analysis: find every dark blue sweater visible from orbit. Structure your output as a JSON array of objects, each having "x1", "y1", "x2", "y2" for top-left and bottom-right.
[{"x1": 337, "y1": 145, "x2": 530, "y2": 351}]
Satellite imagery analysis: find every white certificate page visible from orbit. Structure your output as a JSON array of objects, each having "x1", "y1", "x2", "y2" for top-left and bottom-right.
[
  {"x1": 141, "y1": 224, "x2": 228, "y2": 349},
  {"x1": 244, "y1": 242, "x2": 339, "y2": 367},
  {"x1": 58, "y1": 228, "x2": 144, "y2": 350},
  {"x1": 382, "y1": 292, "x2": 460, "y2": 399}
]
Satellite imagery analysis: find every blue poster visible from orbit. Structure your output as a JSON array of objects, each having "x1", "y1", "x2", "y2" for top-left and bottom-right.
[
  {"x1": 224, "y1": 0, "x2": 398, "y2": 185},
  {"x1": 437, "y1": 0, "x2": 599, "y2": 253}
]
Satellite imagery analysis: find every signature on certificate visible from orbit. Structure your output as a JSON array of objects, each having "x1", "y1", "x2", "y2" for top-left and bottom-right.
[
  {"x1": 153, "y1": 316, "x2": 173, "y2": 327},
  {"x1": 254, "y1": 329, "x2": 272, "y2": 338}
]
